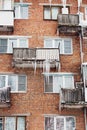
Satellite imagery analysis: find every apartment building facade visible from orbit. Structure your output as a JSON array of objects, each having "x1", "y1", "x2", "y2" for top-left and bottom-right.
[{"x1": 0, "y1": 0, "x2": 87, "y2": 130}]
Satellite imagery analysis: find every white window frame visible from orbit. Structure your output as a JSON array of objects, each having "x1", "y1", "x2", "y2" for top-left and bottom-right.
[
  {"x1": 0, "y1": 117, "x2": 25, "y2": 130},
  {"x1": 44, "y1": 74, "x2": 74, "y2": 93},
  {"x1": 45, "y1": 115, "x2": 76, "y2": 130},
  {"x1": 44, "y1": 38, "x2": 73, "y2": 55},
  {"x1": 14, "y1": 3, "x2": 29, "y2": 19},
  {"x1": 0, "y1": 74, "x2": 27, "y2": 93},
  {"x1": 0, "y1": 37, "x2": 28, "y2": 54}
]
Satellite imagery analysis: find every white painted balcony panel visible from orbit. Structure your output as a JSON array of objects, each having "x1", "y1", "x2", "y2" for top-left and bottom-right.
[
  {"x1": 0, "y1": 11, "x2": 14, "y2": 26},
  {"x1": 36, "y1": 48, "x2": 59, "y2": 60}
]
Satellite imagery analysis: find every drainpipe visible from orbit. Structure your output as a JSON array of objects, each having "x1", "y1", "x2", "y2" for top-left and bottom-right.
[{"x1": 84, "y1": 107, "x2": 87, "y2": 130}]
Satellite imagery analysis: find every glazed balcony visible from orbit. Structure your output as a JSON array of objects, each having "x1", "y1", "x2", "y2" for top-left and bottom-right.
[
  {"x1": 57, "y1": 14, "x2": 81, "y2": 35},
  {"x1": 0, "y1": 87, "x2": 11, "y2": 108},
  {"x1": 12, "y1": 48, "x2": 60, "y2": 70},
  {"x1": 0, "y1": 10, "x2": 14, "y2": 31},
  {"x1": 60, "y1": 82, "x2": 87, "y2": 108}
]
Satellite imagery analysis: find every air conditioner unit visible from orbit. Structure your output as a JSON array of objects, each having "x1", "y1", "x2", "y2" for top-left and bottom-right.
[
  {"x1": 62, "y1": 7, "x2": 69, "y2": 14},
  {"x1": 84, "y1": 88, "x2": 87, "y2": 102}
]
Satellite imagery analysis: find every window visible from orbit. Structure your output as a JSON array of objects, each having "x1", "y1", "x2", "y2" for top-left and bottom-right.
[
  {"x1": 45, "y1": 116, "x2": 76, "y2": 130},
  {"x1": 0, "y1": 38, "x2": 28, "y2": 53},
  {"x1": 44, "y1": 74, "x2": 74, "y2": 93},
  {"x1": 44, "y1": 38, "x2": 72, "y2": 54},
  {"x1": 14, "y1": 3, "x2": 29, "y2": 19},
  {"x1": 0, "y1": 74, "x2": 27, "y2": 92},
  {"x1": 0, "y1": 0, "x2": 12, "y2": 10},
  {"x1": 0, "y1": 117, "x2": 25, "y2": 130},
  {"x1": 43, "y1": 6, "x2": 69, "y2": 20}
]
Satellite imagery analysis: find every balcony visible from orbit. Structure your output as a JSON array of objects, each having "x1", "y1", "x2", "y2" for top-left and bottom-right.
[
  {"x1": 60, "y1": 82, "x2": 87, "y2": 108},
  {"x1": 0, "y1": 87, "x2": 11, "y2": 108},
  {"x1": 12, "y1": 48, "x2": 60, "y2": 70},
  {"x1": 57, "y1": 14, "x2": 81, "y2": 35},
  {"x1": 0, "y1": 10, "x2": 14, "y2": 31}
]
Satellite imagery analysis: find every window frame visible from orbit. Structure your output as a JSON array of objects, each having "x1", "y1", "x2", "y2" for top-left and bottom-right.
[
  {"x1": 45, "y1": 115, "x2": 76, "y2": 130},
  {"x1": 44, "y1": 38, "x2": 73, "y2": 55},
  {"x1": 43, "y1": 5, "x2": 70, "y2": 20},
  {"x1": 44, "y1": 74, "x2": 74, "y2": 93},
  {"x1": 14, "y1": 3, "x2": 29, "y2": 19},
  {"x1": 0, "y1": 116, "x2": 26, "y2": 130},
  {"x1": 0, "y1": 37, "x2": 28, "y2": 54},
  {"x1": 0, "y1": 74, "x2": 27, "y2": 93}
]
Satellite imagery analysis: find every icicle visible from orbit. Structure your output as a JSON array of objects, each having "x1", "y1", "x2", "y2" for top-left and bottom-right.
[
  {"x1": 78, "y1": 0, "x2": 82, "y2": 7},
  {"x1": 43, "y1": 60, "x2": 50, "y2": 73},
  {"x1": 49, "y1": 0, "x2": 52, "y2": 7},
  {"x1": 61, "y1": 0, "x2": 66, "y2": 8}
]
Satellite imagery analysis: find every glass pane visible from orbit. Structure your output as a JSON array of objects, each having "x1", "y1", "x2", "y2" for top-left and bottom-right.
[
  {"x1": 0, "y1": 118, "x2": 3, "y2": 130},
  {"x1": 64, "y1": 39, "x2": 72, "y2": 54},
  {"x1": 0, "y1": 76, "x2": 5, "y2": 88},
  {"x1": 53, "y1": 76, "x2": 62, "y2": 93},
  {"x1": 0, "y1": 39, "x2": 7, "y2": 53},
  {"x1": 64, "y1": 76, "x2": 73, "y2": 89},
  {"x1": 3, "y1": 0, "x2": 11, "y2": 10},
  {"x1": 15, "y1": 5, "x2": 19, "y2": 18},
  {"x1": 56, "y1": 117, "x2": 64, "y2": 130},
  {"x1": 9, "y1": 39, "x2": 17, "y2": 48},
  {"x1": 52, "y1": 7, "x2": 58, "y2": 20},
  {"x1": 18, "y1": 76, "x2": 26, "y2": 91},
  {"x1": 45, "y1": 117, "x2": 54, "y2": 130},
  {"x1": 66, "y1": 117, "x2": 75, "y2": 130},
  {"x1": 19, "y1": 39, "x2": 28, "y2": 48},
  {"x1": 45, "y1": 76, "x2": 53, "y2": 92},
  {"x1": 44, "y1": 39, "x2": 53, "y2": 48},
  {"x1": 8, "y1": 75, "x2": 17, "y2": 91},
  {"x1": 20, "y1": 6, "x2": 28, "y2": 19},
  {"x1": 44, "y1": 7, "x2": 51, "y2": 19},
  {"x1": 17, "y1": 117, "x2": 25, "y2": 130},
  {"x1": 5, "y1": 117, "x2": 16, "y2": 130}
]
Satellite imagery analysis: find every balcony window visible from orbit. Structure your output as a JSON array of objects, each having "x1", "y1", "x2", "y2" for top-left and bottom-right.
[
  {"x1": 44, "y1": 74, "x2": 74, "y2": 93},
  {"x1": 0, "y1": 38, "x2": 28, "y2": 54},
  {"x1": 0, "y1": 117, "x2": 25, "y2": 130},
  {"x1": 44, "y1": 38, "x2": 72, "y2": 54},
  {"x1": 0, "y1": 74, "x2": 27, "y2": 92},
  {"x1": 45, "y1": 116, "x2": 76, "y2": 130},
  {"x1": 14, "y1": 3, "x2": 29, "y2": 19}
]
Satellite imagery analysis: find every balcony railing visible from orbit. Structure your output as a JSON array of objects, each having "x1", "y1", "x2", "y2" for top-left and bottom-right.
[
  {"x1": 0, "y1": 87, "x2": 11, "y2": 107},
  {"x1": 58, "y1": 14, "x2": 79, "y2": 25},
  {"x1": 0, "y1": 10, "x2": 14, "y2": 31},
  {"x1": 13, "y1": 48, "x2": 60, "y2": 69},
  {"x1": 57, "y1": 14, "x2": 81, "y2": 35}
]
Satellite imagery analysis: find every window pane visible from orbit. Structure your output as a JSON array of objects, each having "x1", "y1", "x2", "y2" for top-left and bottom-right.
[
  {"x1": 44, "y1": 39, "x2": 53, "y2": 48},
  {"x1": 0, "y1": 76, "x2": 5, "y2": 88},
  {"x1": 20, "y1": 6, "x2": 28, "y2": 19},
  {"x1": 5, "y1": 117, "x2": 16, "y2": 130},
  {"x1": 53, "y1": 76, "x2": 62, "y2": 93},
  {"x1": 64, "y1": 76, "x2": 73, "y2": 89},
  {"x1": 14, "y1": 5, "x2": 19, "y2": 18},
  {"x1": 17, "y1": 117, "x2": 25, "y2": 130},
  {"x1": 66, "y1": 117, "x2": 75, "y2": 130},
  {"x1": 8, "y1": 75, "x2": 17, "y2": 91},
  {"x1": 0, "y1": 118, "x2": 3, "y2": 130},
  {"x1": 54, "y1": 39, "x2": 62, "y2": 48},
  {"x1": 45, "y1": 117, "x2": 54, "y2": 130},
  {"x1": 56, "y1": 117, "x2": 64, "y2": 130},
  {"x1": 3, "y1": 0, "x2": 11, "y2": 10},
  {"x1": 44, "y1": 7, "x2": 51, "y2": 19},
  {"x1": 9, "y1": 39, "x2": 17, "y2": 48},
  {"x1": 52, "y1": 7, "x2": 58, "y2": 19},
  {"x1": 0, "y1": 39, "x2": 7, "y2": 53},
  {"x1": 45, "y1": 76, "x2": 53, "y2": 92},
  {"x1": 64, "y1": 39, "x2": 72, "y2": 54},
  {"x1": 18, "y1": 76, "x2": 26, "y2": 91},
  {"x1": 19, "y1": 39, "x2": 28, "y2": 48}
]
